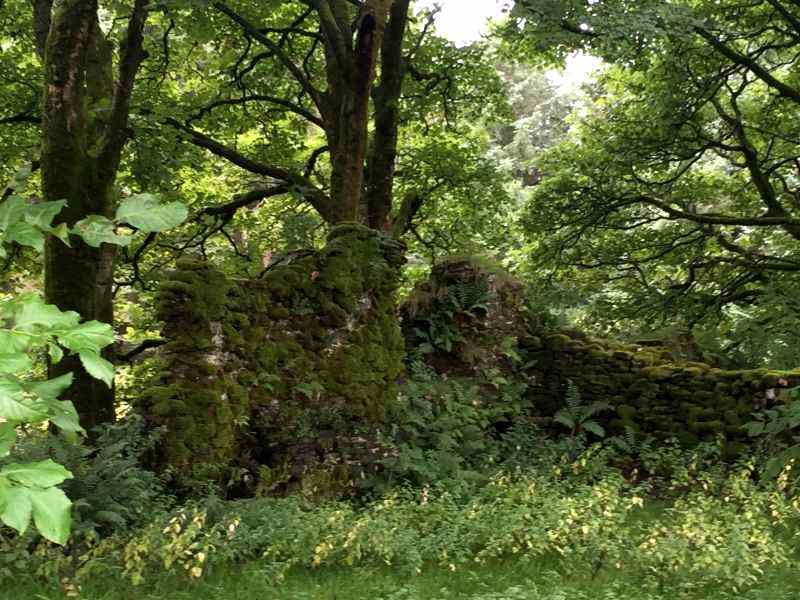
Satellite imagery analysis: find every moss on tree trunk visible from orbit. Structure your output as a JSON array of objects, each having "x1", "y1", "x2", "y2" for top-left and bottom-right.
[{"x1": 39, "y1": 0, "x2": 148, "y2": 430}]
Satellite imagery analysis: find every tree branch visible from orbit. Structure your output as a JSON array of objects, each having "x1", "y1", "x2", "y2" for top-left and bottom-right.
[
  {"x1": 765, "y1": 0, "x2": 800, "y2": 38},
  {"x1": 304, "y1": 145, "x2": 329, "y2": 178},
  {"x1": 716, "y1": 232, "x2": 800, "y2": 271},
  {"x1": 390, "y1": 192, "x2": 424, "y2": 238},
  {"x1": 198, "y1": 185, "x2": 289, "y2": 217},
  {"x1": 695, "y1": 26, "x2": 800, "y2": 104},
  {"x1": 213, "y1": 2, "x2": 322, "y2": 110},
  {"x1": 366, "y1": 0, "x2": 410, "y2": 229},
  {"x1": 98, "y1": 0, "x2": 149, "y2": 177},
  {"x1": 166, "y1": 117, "x2": 293, "y2": 178},
  {"x1": 312, "y1": 0, "x2": 352, "y2": 75},
  {"x1": 32, "y1": 0, "x2": 53, "y2": 59},
  {"x1": 635, "y1": 195, "x2": 800, "y2": 228},
  {"x1": 166, "y1": 118, "x2": 334, "y2": 219},
  {"x1": 188, "y1": 94, "x2": 323, "y2": 128},
  {"x1": 517, "y1": 0, "x2": 599, "y2": 39},
  {"x1": 115, "y1": 338, "x2": 166, "y2": 363},
  {"x1": 711, "y1": 95, "x2": 800, "y2": 239},
  {"x1": 0, "y1": 111, "x2": 40, "y2": 125}
]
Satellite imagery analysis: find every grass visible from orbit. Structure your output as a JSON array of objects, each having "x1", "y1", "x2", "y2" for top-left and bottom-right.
[
  {"x1": 6, "y1": 446, "x2": 800, "y2": 600},
  {"x1": 7, "y1": 558, "x2": 800, "y2": 600}
]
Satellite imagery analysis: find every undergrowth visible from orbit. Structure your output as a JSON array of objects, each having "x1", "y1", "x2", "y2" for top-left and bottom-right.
[{"x1": 5, "y1": 439, "x2": 799, "y2": 598}]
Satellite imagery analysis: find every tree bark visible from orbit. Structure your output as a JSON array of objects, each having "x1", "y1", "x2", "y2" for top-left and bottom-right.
[
  {"x1": 319, "y1": 0, "x2": 392, "y2": 223},
  {"x1": 366, "y1": 0, "x2": 410, "y2": 230},
  {"x1": 41, "y1": 0, "x2": 148, "y2": 431}
]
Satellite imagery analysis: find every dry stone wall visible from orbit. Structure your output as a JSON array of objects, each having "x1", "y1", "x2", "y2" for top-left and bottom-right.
[
  {"x1": 141, "y1": 224, "x2": 406, "y2": 490},
  {"x1": 522, "y1": 331, "x2": 800, "y2": 454},
  {"x1": 400, "y1": 258, "x2": 800, "y2": 456},
  {"x1": 145, "y1": 250, "x2": 800, "y2": 489}
]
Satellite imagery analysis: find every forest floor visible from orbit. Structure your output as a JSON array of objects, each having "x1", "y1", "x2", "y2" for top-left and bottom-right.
[{"x1": 10, "y1": 558, "x2": 800, "y2": 600}]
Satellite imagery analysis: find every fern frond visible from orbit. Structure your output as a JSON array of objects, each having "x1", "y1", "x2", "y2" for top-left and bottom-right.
[
  {"x1": 583, "y1": 401, "x2": 612, "y2": 419},
  {"x1": 565, "y1": 379, "x2": 582, "y2": 412},
  {"x1": 554, "y1": 410, "x2": 576, "y2": 430},
  {"x1": 624, "y1": 425, "x2": 637, "y2": 450},
  {"x1": 582, "y1": 421, "x2": 606, "y2": 438}
]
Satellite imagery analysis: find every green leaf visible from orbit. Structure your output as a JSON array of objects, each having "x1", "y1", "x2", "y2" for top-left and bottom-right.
[
  {"x1": 582, "y1": 421, "x2": 606, "y2": 438},
  {"x1": 48, "y1": 342, "x2": 64, "y2": 363},
  {"x1": 5, "y1": 222, "x2": 45, "y2": 252},
  {"x1": 50, "y1": 222, "x2": 71, "y2": 246},
  {"x1": 29, "y1": 486, "x2": 72, "y2": 545},
  {"x1": 553, "y1": 411, "x2": 576, "y2": 429},
  {"x1": 46, "y1": 400, "x2": 84, "y2": 434},
  {"x1": 744, "y1": 421, "x2": 765, "y2": 437},
  {"x1": 585, "y1": 402, "x2": 613, "y2": 418},
  {"x1": 6, "y1": 163, "x2": 33, "y2": 192},
  {"x1": 0, "y1": 378, "x2": 47, "y2": 422},
  {"x1": 94, "y1": 509, "x2": 127, "y2": 526},
  {"x1": 116, "y1": 193, "x2": 188, "y2": 232},
  {"x1": 23, "y1": 201, "x2": 67, "y2": 230},
  {"x1": 26, "y1": 373, "x2": 74, "y2": 401},
  {"x1": 79, "y1": 351, "x2": 115, "y2": 387},
  {"x1": 764, "y1": 445, "x2": 800, "y2": 479},
  {"x1": 0, "y1": 330, "x2": 31, "y2": 354},
  {"x1": 1, "y1": 459, "x2": 73, "y2": 487},
  {"x1": 57, "y1": 320, "x2": 114, "y2": 354},
  {"x1": 0, "y1": 486, "x2": 32, "y2": 535},
  {"x1": 0, "y1": 196, "x2": 26, "y2": 231},
  {"x1": 0, "y1": 353, "x2": 33, "y2": 374},
  {"x1": 14, "y1": 295, "x2": 80, "y2": 332},
  {"x1": 0, "y1": 422, "x2": 15, "y2": 456},
  {"x1": 72, "y1": 215, "x2": 132, "y2": 248}
]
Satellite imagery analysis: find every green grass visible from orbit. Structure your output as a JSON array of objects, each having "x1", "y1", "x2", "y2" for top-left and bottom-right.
[
  {"x1": 6, "y1": 450, "x2": 800, "y2": 600},
  {"x1": 7, "y1": 559, "x2": 800, "y2": 600}
]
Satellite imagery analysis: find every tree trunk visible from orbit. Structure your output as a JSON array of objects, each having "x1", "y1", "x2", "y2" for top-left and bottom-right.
[
  {"x1": 319, "y1": 0, "x2": 392, "y2": 223},
  {"x1": 366, "y1": 0, "x2": 410, "y2": 230},
  {"x1": 40, "y1": 0, "x2": 148, "y2": 430}
]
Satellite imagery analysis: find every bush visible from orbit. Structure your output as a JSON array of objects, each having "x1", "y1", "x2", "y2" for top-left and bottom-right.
[
  {"x1": 10, "y1": 415, "x2": 170, "y2": 538},
  {"x1": 0, "y1": 415, "x2": 171, "y2": 584},
  {"x1": 381, "y1": 362, "x2": 508, "y2": 486}
]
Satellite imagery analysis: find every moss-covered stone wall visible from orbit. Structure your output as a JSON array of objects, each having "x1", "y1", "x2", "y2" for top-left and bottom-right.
[
  {"x1": 401, "y1": 257, "x2": 800, "y2": 455},
  {"x1": 141, "y1": 224, "x2": 406, "y2": 490},
  {"x1": 522, "y1": 330, "x2": 800, "y2": 453}
]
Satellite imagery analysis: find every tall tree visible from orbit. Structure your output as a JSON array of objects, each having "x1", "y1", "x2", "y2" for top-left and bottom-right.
[
  {"x1": 503, "y1": 0, "x2": 800, "y2": 360},
  {"x1": 38, "y1": 0, "x2": 149, "y2": 429},
  {"x1": 168, "y1": 0, "x2": 406, "y2": 228},
  {"x1": 161, "y1": 0, "x2": 505, "y2": 240}
]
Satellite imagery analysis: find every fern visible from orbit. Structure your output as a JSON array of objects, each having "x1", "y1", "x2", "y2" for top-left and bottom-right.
[
  {"x1": 554, "y1": 380, "x2": 611, "y2": 439},
  {"x1": 449, "y1": 278, "x2": 491, "y2": 315},
  {"x1": 566, "y1": 379, "x2": 582, "y2": 412}
]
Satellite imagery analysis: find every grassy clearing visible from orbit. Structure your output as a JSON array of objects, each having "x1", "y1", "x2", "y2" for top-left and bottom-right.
[{"x1": 8, "y1": 559, "x2": 800, "y2": 600}]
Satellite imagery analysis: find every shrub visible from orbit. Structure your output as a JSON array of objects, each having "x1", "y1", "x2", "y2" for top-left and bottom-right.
[
  {"x1": 63, "y1": 443, "x2": 798, "y2": 595},
  {"x1": 381, "y1": 362, "x2": 509, "y2": 486},
  {"x1": 0, "y1": 415, "x2": 170, "y2": 585}
]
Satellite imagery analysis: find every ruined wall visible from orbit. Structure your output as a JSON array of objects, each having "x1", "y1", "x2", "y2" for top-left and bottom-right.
[
  {"x1": 401, "y1": 259, "x2": 800, "y2": 455},
  {"x1": 141, "y1": 224, "x2": 406, "y2": 489},
  {"x1": 146, "y1": 249, "x2": 800, "y2": 488},
  {"x1": 522, "y1": 331, "x2": 800, "y2": 454}
]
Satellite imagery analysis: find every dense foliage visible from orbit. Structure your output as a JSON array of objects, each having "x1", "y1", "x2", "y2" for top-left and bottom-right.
[
  {"x1": 501, "y1": 0, "x2": 800, "y2": 366},
  {"x1": 2, "y1": 0, "x2": 800, "y2": 597}
]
